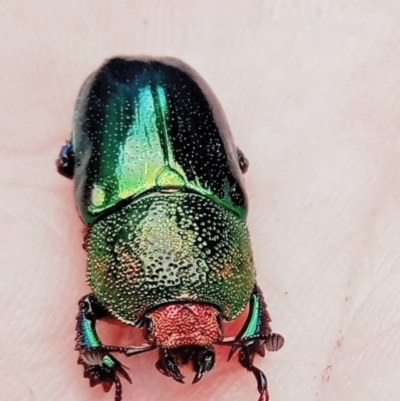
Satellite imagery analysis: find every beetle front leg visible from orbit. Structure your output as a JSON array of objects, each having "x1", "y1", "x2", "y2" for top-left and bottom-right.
[
  {"x1": 155, "y1": 348, "x2": 185, "y2": 383},
  {"x1": 227, "y1": 285, "x2": 284, "y2": 401},
  {"x1": 192, "y1": 345, "x2": 216, "y2": 384},
  {"x1": 75, "y1": 295, "x2": 131, "y2": 401}
]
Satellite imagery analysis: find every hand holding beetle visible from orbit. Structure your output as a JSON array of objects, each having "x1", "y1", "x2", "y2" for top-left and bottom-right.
[{"x1": 57, "y1": 58, "x2": 284, "y2": 401}]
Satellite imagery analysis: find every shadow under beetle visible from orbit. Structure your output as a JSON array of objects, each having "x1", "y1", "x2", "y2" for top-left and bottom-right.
[{"x1": 57, "y1": 57, "x2": 284, "y2": 401}]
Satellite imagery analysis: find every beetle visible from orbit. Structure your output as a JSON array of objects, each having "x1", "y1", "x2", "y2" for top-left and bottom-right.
[{"x1": 57, "y1": 57, "x2": 284, "y2": 401}]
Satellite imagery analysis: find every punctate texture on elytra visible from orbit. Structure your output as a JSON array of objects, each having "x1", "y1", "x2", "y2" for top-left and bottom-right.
[{"x1": 72, "y1": 57, "x2": 247, "y2": 225}]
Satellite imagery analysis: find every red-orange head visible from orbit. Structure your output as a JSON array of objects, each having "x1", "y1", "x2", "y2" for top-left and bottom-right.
[{"x1": 145, "y1": 303, "x2": 223, "y2": 349}]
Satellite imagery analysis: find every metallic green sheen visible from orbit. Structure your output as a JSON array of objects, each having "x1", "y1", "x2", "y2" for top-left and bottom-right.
[
  {"x1": 82, "y1": 319, "x2": 100, "y2": 348},
  {"x1": 241, "y1": 292, "x2": 261, "y2": 338},
  {"x1": 72, "y1": 58, "x2": 247, "y2": 225},
  {"x1": 102, "y1": 355, "x2": 115, "y2": 368},
  {"x1": 86, "y1": 192, "x2": 255, "y2": 325}
]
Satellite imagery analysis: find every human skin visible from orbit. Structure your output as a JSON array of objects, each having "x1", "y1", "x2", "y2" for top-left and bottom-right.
[{"x1": 1, "y1": 1, "x2": 400, "y2": 401}]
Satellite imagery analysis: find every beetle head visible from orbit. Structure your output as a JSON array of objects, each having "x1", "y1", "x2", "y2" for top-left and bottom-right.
[
  {"x1": 144, "y1": 303, "x2": 223, "y2": 349},
  {"x1": 142, "y1": 303, "x2": 222, "y2": 384}
]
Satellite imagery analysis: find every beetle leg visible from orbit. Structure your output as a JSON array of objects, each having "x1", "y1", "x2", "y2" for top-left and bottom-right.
[
  {"x1": 237, "y1": 148, "x2": 249, "y2": 173},
  {"x1": 238, "y1": 342, "x2": 269, "y2": 401},
  {"x1": 192, "y1": 345, "x2": 216, "y2": 384},
  {"x1": 56, "y1": 140, "x2": 74, "y2": 178},
  {"x1": 230, "y1": 285, "x2": 284, "y2": 352},
  {"x1": 226, "y1": 285, "x2": 284, "y2": 401},
  {"x1": 75, "y1": 295, "x2": 131, "y2": 401},
  {"x1": 155, "y1": 348, "x2": 185, "y2": 383}
]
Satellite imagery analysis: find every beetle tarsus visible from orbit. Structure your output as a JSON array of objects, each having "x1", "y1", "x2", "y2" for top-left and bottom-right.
[
  {"x1": 114, "y1": 376, "x2": 122, "y2": 401},
  {"x1": 237, "y1": 340, "x2": 269, "y2": 401},
  {"x1": 155, "y1": 348, "x2": 185, "y2": 383},
  {"x1": 192, "y1": 346, "x2": 216, "y2": 384}
]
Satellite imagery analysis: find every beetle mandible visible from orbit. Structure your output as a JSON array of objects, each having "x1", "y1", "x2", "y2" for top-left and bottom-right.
[{"x1": 57, "y1": 57, "x2": 284, "y2": 401}]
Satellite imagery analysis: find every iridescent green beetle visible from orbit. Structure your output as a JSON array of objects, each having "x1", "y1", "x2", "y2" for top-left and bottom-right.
[{"x1": 57, "y1": 57, "x2": 284, "y2": 401}]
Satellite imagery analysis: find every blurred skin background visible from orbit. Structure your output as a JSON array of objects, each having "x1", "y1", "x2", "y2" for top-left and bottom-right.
[{"x1": 1, "y1": 1, "x2": 399, "y2": 400}]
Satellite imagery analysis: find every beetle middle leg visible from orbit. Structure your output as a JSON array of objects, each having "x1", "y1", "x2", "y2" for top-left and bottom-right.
[
  {"x1": 75, "y1": 295, "x2": 132, "y2": 401},
  {"x1": 224, "y1": 286, "x2": 284, "y2": 401}
]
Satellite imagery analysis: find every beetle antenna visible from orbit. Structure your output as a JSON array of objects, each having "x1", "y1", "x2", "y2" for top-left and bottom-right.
[{"x1": 123, "y1": 344, "x2": 157, "y2": 357}]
